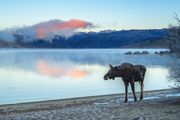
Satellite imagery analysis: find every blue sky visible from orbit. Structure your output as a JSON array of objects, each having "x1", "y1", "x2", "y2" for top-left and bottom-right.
[{"x1": 0, "y1": 0, "x2": 180, "y2": 30}]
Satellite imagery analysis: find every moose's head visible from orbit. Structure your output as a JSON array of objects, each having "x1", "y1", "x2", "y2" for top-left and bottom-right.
[{"x1": 103, "y1": 64, "x2": 123, "y2": 80}]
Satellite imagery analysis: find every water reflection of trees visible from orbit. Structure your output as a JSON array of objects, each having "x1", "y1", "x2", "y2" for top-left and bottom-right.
[{"x1": 169, "y1": 55, "x2": 180, "y2": 88}]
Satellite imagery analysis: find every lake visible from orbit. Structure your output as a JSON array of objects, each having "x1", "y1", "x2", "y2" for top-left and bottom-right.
[{"x1": 0, "y1": 48, "x2": 177, "y2": 104}]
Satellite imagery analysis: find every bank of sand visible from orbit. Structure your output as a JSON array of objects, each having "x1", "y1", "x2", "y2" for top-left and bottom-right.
[{"x1": 0, "y1": 89, "x2": 180, "y2": 120}]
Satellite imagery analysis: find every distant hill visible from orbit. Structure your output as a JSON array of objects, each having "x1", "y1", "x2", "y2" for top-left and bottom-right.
[
  {"x1": 122, "y1": 38, "x2": 170, "y2": 48},
  {"x1": 0, "y1": 29, "x2": 169, "y2": 48}
]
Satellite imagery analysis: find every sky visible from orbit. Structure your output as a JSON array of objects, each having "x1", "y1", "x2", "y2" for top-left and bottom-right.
[{"x1": 0, "y1": 0, "x2": 180, "y2": 31}]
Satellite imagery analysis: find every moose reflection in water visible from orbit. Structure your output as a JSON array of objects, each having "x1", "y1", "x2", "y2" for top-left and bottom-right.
[{"x1": 104, "y1": 63, "x2": 146, "y2": 102}]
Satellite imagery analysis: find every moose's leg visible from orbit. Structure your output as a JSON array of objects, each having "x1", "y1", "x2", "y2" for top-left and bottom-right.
[
  {"x1": 124, "y1": 81, "x2": 129, "y2": 103},
  {"x1": 130, "y1": 82, "x2": 137, "y2": 102},
  {"x1": 140, "y1": 80, "x2": 144, "y2": 100}
]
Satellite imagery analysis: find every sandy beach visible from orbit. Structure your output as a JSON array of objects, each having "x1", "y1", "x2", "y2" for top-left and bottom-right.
[{"x1": 0, "y1": 89, "x2": 180, "y2": 120}]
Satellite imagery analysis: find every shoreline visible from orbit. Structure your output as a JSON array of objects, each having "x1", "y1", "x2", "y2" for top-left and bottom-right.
[
  {"x1": 0, "y1": 88, "x2": 176, "y2": 105},
  {"x1": 0, "y1": 89, "x2": 176, "y2": 106},
  {"x1": 0, "y1": 89, "x2": 180, "y2": 119}
]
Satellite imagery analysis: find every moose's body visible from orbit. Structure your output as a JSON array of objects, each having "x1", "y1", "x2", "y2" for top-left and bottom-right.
[
  {"x1": 104, "y1": 63, "x2": 146, "y2": 102},
  {"x1": 133, "y1": 65, "x2": 146, "y2": 82}
]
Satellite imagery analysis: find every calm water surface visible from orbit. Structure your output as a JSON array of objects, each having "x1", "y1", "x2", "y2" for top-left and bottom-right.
[{"x1": 0, "y1": 49, "x2": 176, "y2": 104}]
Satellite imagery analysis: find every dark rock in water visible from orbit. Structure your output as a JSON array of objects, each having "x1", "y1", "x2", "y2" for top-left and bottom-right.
[
  {"x1": 124, "y1": 51, "x2": 132, "y2": 55},
  {"x1": 155, "y1": 52, "x2": 159, "y2": 54},
  {"x1": 141, "y1": 51, "x2": 149, "y2": 54},
  {"x1": 155, "y1": 51, "x2": 170, "y2": 55},
  {"x1": 164, "y1": 51, "x2": 170, "y2": 54},
  {"x1": 133, "y1": 51, "x2": 141, "y2": 55},
  {"x1": 125, "y1": 51, "x2": 149, "y2": 55},
  {"x1": 159, "y1": 51, "x2": 164, "y2": 55},
  {"x1": 159, "y1": 51, "x2": 170, "y2": 55}
]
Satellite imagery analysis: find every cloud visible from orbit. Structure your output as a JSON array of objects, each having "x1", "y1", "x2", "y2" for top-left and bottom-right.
[
  {"x1": 0, "y1": 30, "x2": 15, "y2": 42},
  {"x1": 0, "y1": 19, "x2": 94, "y2": 41},
  {"x1": 35, "y1": 19, "x2": 93, "y2": 38}
]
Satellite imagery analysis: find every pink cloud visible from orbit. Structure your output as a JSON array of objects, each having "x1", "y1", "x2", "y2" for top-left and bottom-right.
[
  {"x1": 36, "y1": 19, "x2": 92, "y2": 38},
  {"x1": 0, "y1": 19, "x2": 94, "y2": 42},
  {"x1": 37, "y1": 27, "x2": 46, "y2": 39}
]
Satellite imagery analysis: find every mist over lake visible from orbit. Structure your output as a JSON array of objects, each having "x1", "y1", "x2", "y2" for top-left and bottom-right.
[{"x1": 0, "y1": 48, "x2": 177, "y2": 104}]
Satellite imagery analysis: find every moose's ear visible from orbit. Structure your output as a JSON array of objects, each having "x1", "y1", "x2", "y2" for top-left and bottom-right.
[{"x1": 109, "y1": 64, "x2": 114, "y2": 69}]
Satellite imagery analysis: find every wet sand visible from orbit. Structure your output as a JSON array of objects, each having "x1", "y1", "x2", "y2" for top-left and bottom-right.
[{"x1": 0, "y1": 89, "x2": 180, "y2": 120}]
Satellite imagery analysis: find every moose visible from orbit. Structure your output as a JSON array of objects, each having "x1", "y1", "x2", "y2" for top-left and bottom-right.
[{"x1": 104, "y1": 63, "x2": 146, "y2": 102}]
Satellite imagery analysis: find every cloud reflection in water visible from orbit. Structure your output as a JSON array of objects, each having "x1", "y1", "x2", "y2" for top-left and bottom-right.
[{"x1": 37, "y1": 59, "x2": 89, "y2": 79}]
